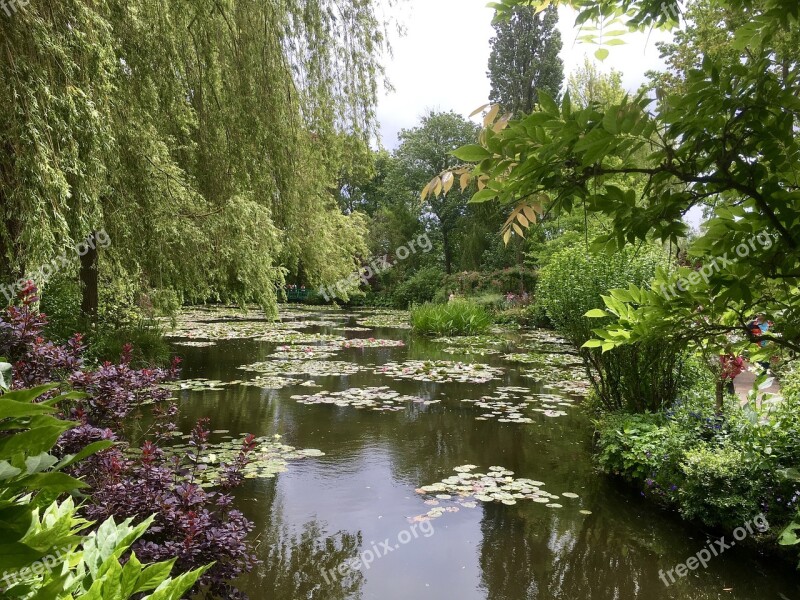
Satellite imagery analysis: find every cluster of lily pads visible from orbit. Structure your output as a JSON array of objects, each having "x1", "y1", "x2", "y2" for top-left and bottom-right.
[
  {"x1": 239, "y1": 375, "x2": 318, "y2": 390},
  {"x1": 523, "y1": 363, "x2": 591, "y2": 397},
  {"x1": 464, "y1": 388, "x2": 533, "y2": 423},
  {"x1": 153, "y1": 433, "x2": 325, "y2": 486},
  {"x1": 268, "y1": 345, "x2": 341, "y2": 360},
  {"x1": 239, "y1": 359, "x2": 365, "y2": 377},
  {"x1": 462, "y1": 387, "x2": 576, "y2": 421},
  {"x1": 376, "y1": 360, "x2": 503, "y2": 383},
  {"x1": 356, "y1": 310, "x2": 411, "y2": 329},
  {"x1": 164, "y1": 378, "x2": 241, "y2": 392},
  {"x1": 290, "y1": 386, "x2": 437, "y2": 412},
  {"x1": 254, "y1": 331, "x2": 346, "y2": 345},
  {"x1": 503, "y1": 352, "x2": 582, "y2": 367},
  {"x1": 338, "y1": 337, "x2": 405, "y2": 349},
  {"x1": 410, "y1": 465, "x2": 588, "y2": 522},
  {"x1": 431, "y1": 335, "x2": 507, "y2": 356},
  {"x1": 173, "y1": 340, "x2": 218, "y2": 348}
]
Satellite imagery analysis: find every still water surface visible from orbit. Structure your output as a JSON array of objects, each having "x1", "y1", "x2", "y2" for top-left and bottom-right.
[{"x1": 170, "y1": 307, "x2": 800, "y2": 600}]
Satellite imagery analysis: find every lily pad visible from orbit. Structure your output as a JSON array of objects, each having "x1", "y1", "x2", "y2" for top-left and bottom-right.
[
  {"x1": 157, "y1": 434, "x2": 325, "y2": 484},
  {"x1": 357, "y1": 310, "x2": 411, "y2": 329},
  {"x1": 410, "y1": 465, "x2": 566, "y2": 521},
  {"x1": 238, "y1": 360, "x2": 365, "y2": 377},
  {"x1": 377, "y1": 360, "x2": 503, "y2": 383},
  {"x1": 290, "y1": 386, "x2": 433, "y2": 411}
]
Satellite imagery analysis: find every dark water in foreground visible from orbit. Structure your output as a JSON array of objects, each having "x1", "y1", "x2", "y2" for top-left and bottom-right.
[{"x1": 170, "y1": 308, "x2": 800, "y2": 600}]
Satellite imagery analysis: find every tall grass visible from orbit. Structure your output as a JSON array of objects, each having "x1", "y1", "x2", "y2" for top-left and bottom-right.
[{"x1": 410, "y1": 300, "x2": 492, "y2": 336}]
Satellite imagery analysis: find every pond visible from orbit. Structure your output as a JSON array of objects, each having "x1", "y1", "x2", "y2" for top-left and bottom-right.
[{"x1": 167, "y1": 306, "x2": 800, "y2": 600}]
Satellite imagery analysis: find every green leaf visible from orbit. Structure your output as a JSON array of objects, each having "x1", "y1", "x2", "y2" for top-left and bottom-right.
[
  {"x1": 584, "y1": 309, "x2": 609, "y2": 318},
  {"x1": 0, "y1": 398, "x2": 56, "y2": 420},
  {"x1": 56, "y1": 440, "x2": 115, "y2": 470},
  {"x1": 1, "y1": 384, "x2": 59, "y2": 404},
  {"x1": 595, "y1": 48, "x2": 610, "y2": 61},
  {"x1": 451, "y1": 145, "x2": 491, "y2": 162},
  {"x1": 135, "y1": 558, "x2": 178, "y2": 593},
  {"x1": 469, "y1": 189, "x2": 498, "y2": 203},
  {"x1": 778, "y1": 522, "x2": 800, "y2": 546},
  {"x1": 538, "y1": 91, "x2": 558, "y2": 115}
]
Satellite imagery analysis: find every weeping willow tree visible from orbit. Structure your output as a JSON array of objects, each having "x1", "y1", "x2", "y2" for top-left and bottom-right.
[{"x1": 0, "y1": 0, "x2": 389, "y2": 315}]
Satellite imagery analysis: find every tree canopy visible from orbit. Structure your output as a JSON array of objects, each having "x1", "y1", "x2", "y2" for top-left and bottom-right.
[
  {"x1": 487, "y1": 5, "x2": 563, "y2": 116},
  {"x1": 0, "y1": 0, "x2": 389, "y2": 314}
]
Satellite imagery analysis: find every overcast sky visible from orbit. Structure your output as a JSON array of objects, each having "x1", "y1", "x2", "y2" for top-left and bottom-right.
[{"x1": 376, "y1": 0, "x2": 674, "y2": 148}]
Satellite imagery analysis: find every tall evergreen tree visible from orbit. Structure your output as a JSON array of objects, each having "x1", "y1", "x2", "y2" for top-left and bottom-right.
[{"x1": 487, "y1": 6, "x2": 564, "y2": 116}]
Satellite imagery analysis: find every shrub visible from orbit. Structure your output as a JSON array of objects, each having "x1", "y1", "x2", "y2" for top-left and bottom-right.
[
  {"x1": 0, "y1": 385, "x2": 207, "y2": 599},
  {"x1": 410, "y1": 300, "x2": 492, "y2": 336},
  {"x1": 538, "y1": 245, "x2": 682, "y2": 412},
  {"x1": 391, "y1": 266, "x2": 445, "y2": 308},
  {"x1": 595, "y1": 386, "x2": 800, "y2": 554},
  {"x1": 679, "y1": 445, "x2": 766, "y2": 527},
  {"x1": 0, "y1": 285, "x2": 258, "y2": 597}
]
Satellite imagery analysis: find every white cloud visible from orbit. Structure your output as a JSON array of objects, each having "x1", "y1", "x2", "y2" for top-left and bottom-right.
[{"x1": 376, "y1": 0, "x2": 674, "y2": 148}]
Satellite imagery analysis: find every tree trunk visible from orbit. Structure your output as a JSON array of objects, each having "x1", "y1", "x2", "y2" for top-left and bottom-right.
[
  {"x1": 80, "y1": 233, "x2": 99, "y2": 320},
  {"x1": 715, "y1": 379, "x2": 725, "y2": 414}
]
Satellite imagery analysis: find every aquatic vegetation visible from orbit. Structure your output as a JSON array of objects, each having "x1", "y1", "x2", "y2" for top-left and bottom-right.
[
  {"x1": 269, "y1": 345, "x2": 342, "y2": 360},
  {"x1": 173, "y1": 340, "x2": 218, "y2": 347},
  {"x1": 338, "y1": 337, "x2": 405, "y2": 348},
  {"x1": 166, "y1": 307, "x2": 349, "y2": 346},
  {"x1": 441, "y1": 345, "x2": 502, "y2": 356},
  {"x1": 463, "y1": 389, "x2": 533, "y2": 423},
  {"x1": 376, "y1": 360, "x2": 503, "y2": 383},
  {"x1": 239, "y1": 359, "x2": 365, "y2": 377},
  {"x1": 523, "y1": 363, "x2": 588, "y2": 385},
  {"x1": 357, "y1": 310, "x2": 412, "y2": 329},
  {"x1": 165, "y1": 377, "x2": 241, "y2": 391},
  {"x1": 411, "y1": 465, "x2": 582, "y2": 521},
  {"x1": 472, "y1": 400, "x2": 533, "y2": 423},
  {"x1": 503, "y1": 352, "x2": 582, "y2": 367},
  {"x1": 432, "y1": 335, "x2": 507, "y2": 346},
  {"x1": 290, "y1": 386, "x2": 436, "y2": 411},
  {"x1": 241, "y1": 375, "x2": 305, "y2": 389},
  {"x1": 433, "y1": 335, "x2": 507, "y2": 356},
  {"x1": 464, "y1": 387, "x2": 576, "y2": 422},
  {"x1": 545, "y1": 379, "x2": 591, "y2": 397},
  {"x1": 410, "y1": 300, "x2": 492, "y2": 336},
  {"x1": 255, "y1": 332, "x2": 347, "y2": 345},
  {"x1": 159, "y1": 433, "x2": 325, "y2": 484}
]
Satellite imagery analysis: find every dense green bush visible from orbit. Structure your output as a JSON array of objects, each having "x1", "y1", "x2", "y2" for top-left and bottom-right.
[
  {"x1": 538, "y1": 245, "x2": 681, "y2": 412},
  {"x1": 595, "y1": 380, "x2": 800, "y2": 548},
  {"x1": 410, "y1": 300, "x2": 492, "y2": 335},
  {"x1": 391, "y1": 266, "x2": 445, "y2": 308},
  {"x1": 680, "y1": 445, "x2": 767, "y2": 525}
]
